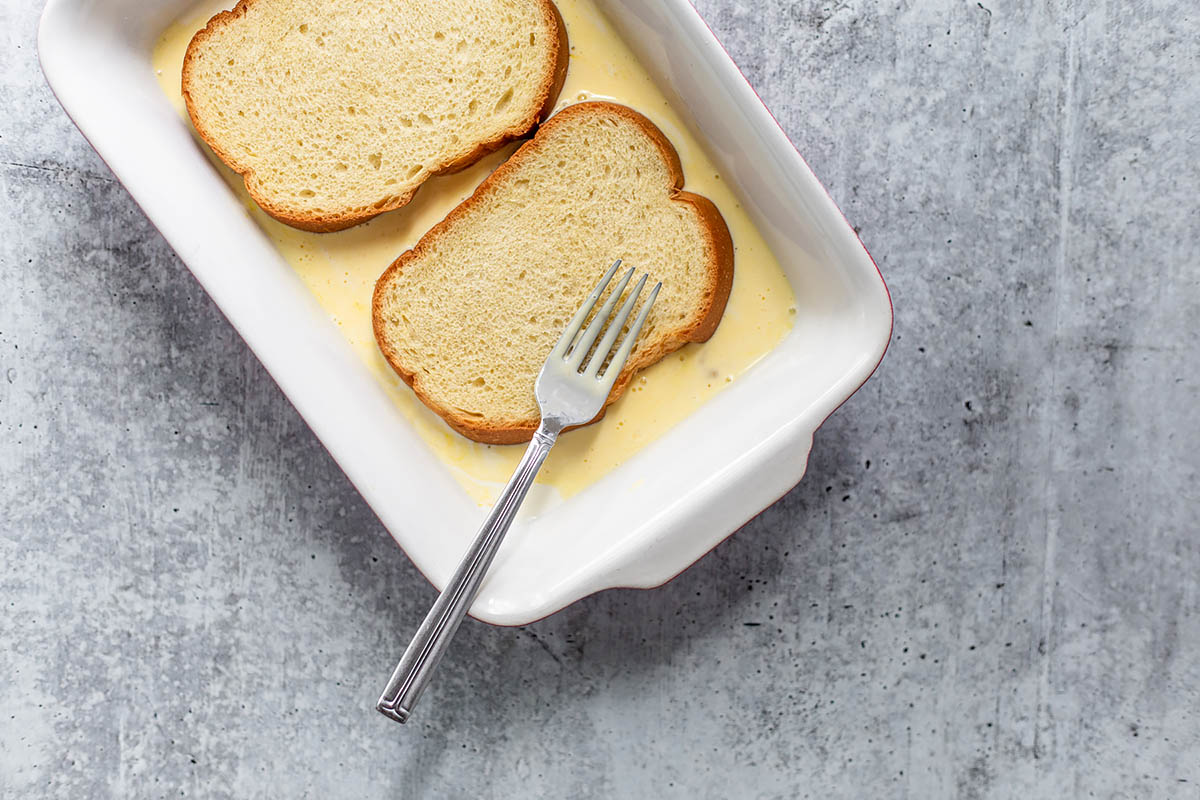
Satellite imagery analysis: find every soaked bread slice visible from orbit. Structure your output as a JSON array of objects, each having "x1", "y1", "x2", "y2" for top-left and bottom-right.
[
  {"x1": 182, "y1": 0, "x2": 568, "y2": 232},
  {"x1": 372, "y1": 101, "x2": 734, "y2": 444}
]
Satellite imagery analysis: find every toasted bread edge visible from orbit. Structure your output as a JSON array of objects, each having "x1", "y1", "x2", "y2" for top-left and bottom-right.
[
  {"x1": 371, "y1": 101, "x2": 735, "y2": 445},
  {"x1": 181, "y1": 0, "x2": 569, "y2": 233}
]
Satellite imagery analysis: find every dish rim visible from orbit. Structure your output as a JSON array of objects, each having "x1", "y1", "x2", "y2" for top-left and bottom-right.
[{"x1": 38, "y1": 0, "x2": 893, "y2": 625}]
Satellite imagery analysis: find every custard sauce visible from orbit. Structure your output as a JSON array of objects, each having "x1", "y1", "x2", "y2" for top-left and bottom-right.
[{"x1": 152, "y1": 0, "x2": 796, "y2": 503}]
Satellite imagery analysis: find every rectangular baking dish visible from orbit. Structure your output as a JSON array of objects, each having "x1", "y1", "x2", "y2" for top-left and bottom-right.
[{"x1": 39, "y1": 0, "x2": 892, "y2": 625}]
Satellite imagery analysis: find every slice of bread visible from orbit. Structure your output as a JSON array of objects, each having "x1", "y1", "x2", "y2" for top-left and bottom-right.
[
  {"x1": 182, "y1": 0, "x2": 568, "y2": 232},
  {"x1": 372, "y1": 101, "x2": 734, "y2": 444}
]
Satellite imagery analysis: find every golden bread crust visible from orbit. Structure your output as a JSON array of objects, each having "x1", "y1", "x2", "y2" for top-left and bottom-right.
[
  {"x1": 372, "y1": 101, "x2": 735, "y2": 444},
  {"x1": 181, "y1": 0, "x2": 569, "y2": 233}
]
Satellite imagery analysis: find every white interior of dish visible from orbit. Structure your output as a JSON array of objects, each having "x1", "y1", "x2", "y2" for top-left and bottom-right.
[{"x1": 39, "y1": 0, "x2": 891, "y2": 624}]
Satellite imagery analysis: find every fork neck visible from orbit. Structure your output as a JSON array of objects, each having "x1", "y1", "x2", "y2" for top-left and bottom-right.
[{"x1": 536, "y1": 417, "x2": 565, "y2": 441}]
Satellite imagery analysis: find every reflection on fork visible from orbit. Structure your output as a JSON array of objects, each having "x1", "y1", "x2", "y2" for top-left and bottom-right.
[{"x1": 376, "y1": 259, "x2": 661, "y2": 724}]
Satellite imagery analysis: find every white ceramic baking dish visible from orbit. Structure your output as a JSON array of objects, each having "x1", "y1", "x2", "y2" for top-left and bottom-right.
[{"x1": 39, "y1": 0, "x2": 891, "y2": 625}]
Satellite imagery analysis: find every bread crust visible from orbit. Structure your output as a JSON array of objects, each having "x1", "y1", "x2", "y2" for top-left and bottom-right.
[
  {"x1": 181, "y1": 0, "x2": 569, "y2": 233},
  {"x1": 373, "y1": 101, "x2": 735, "y2": 444}
]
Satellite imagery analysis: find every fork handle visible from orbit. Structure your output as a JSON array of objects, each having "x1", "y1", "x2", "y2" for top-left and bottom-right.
[{"x1": 376, "y1": 421, "x2": 561, "y2": 724}]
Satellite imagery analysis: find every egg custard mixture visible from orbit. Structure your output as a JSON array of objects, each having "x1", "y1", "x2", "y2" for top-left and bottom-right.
[{"x1": 153, "y1": 0, "x2": 796, "y2": 504}]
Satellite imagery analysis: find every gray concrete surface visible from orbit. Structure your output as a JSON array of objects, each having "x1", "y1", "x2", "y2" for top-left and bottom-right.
[{"x1": 3, "y1": 0, "x2": 1198, "y2": 797}]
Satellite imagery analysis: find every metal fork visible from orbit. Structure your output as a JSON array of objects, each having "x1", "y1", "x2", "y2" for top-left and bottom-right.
[{"x1": 376, "y1": 259, "x2": 660, "y2": 724}]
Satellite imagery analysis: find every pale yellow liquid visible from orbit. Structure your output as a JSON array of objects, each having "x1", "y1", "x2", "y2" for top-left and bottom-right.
[{"x1": 152, "y1": 0, "x2": 796, "y2": 504}]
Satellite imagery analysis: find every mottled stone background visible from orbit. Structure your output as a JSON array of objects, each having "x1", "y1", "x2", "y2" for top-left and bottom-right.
[{"x1": 2, "y1": 0, "x2": 1198, "y2": 797}]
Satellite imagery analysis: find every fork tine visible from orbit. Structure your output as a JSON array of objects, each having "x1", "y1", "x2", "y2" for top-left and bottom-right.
[
  {"x1": 598, "y1": 281, "x2": 661, "y2": 386},
  {"x1": 550, "y1": 259, "x2": 623, "y2": 358},
  {"x1": 565, "y1": 266, "x2": 636, "y2": 369},
  {"x1": 584, "y1": 273, "x2": 648, "y2": 378}
]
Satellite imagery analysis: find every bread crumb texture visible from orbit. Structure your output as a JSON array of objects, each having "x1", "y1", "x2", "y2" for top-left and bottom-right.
[
  {"x1": 373, "y1": 102, "x2": 733, "y2": 443},
  {"x1": 182, "y1": 0, "x2": 565, "y2": 230}
]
